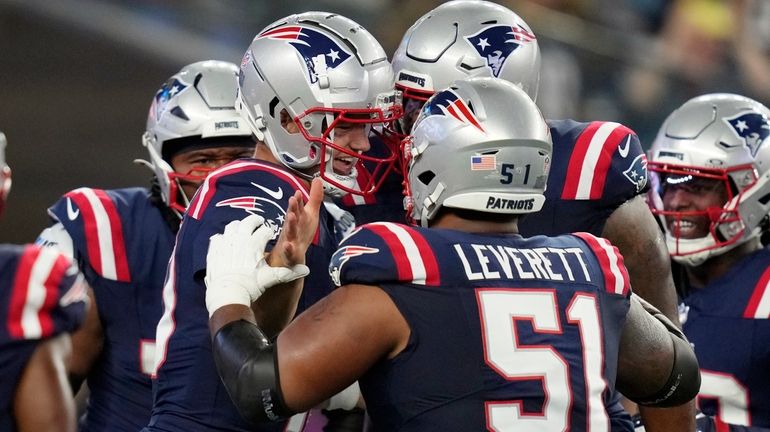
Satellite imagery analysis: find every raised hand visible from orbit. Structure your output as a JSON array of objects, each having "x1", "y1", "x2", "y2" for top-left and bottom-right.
[{"x1": 266, "y1": 177, "x2": 324, "y2": 269}]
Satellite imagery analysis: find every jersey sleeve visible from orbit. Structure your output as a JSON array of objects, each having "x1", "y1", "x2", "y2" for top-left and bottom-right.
[
  {"x1": 2, "y1": 244, "x2": 88, "y2": 343},
  {"x1": 182, "y1": 161, "x2": 312, "y2": 275},
  {"x1": 560, "y1": 121, "x2": 648, "y2": 207},
  {"x1": 47, "y1": 187, "x2": 132, "y2": 282},
  {"x1": 572, "y1": 232, "x2": 631, "y2": 298},
  {"x1": 329, "y1": 222, "x2": 441, "y2": 287}
]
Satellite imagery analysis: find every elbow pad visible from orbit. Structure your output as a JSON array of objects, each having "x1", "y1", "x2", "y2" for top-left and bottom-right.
[
  {"x1": 212, "y1": 320, "x2": 293, "y2": 424},
  {"x1": 632, "y1": 327, "x2": 701, "y2": 408}
]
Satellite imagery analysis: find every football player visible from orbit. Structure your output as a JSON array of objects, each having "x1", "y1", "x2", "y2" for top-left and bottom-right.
[
  {"x1": 648, "y1": 93, "x2": 770, "y2": 429},
  {"x1": 204, "y1": 77, "x2": 700, "y2": 431},
  {"x1": 35, "y1": 60, "x2": 256, "y2": 431},
  {"x1": 144, "y1": 12, "x2": 401, "y2": 432},
  {"x1": 0, "y1": 131, "x2": 89, "y2": 432},
  {"x1": 352, "y1": 1, "x2": 690, "y2": 429}
]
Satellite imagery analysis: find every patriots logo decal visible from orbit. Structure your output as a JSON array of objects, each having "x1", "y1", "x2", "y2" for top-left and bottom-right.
[
  {"x1": 150, "y1": 78, "x2": 188, "y2": 122},
  {"x1": 258, "y1": 25, "x2": 351, "y2": 85},
  {"x1": 622, "y1": 154, "x2": 648, "y2": 193},
  {"x1": 215, "y1": 185, "x2": 289, "y2": 235},
  {"x1": 329, "y1": 245, "x2": 379, "y2": 286},
  {"x1": 724, "y1": 111, "x2": 770, "y2": 157},
  {"x1": 423, "y1": 89, "x2": 484, "y2": 132},
  {"x1": 465, "y1": 24, "x2": 536, "y2": 78}
]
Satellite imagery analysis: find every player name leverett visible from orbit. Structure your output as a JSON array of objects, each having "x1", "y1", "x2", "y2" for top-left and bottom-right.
[{"x1": 453, "y1": 243, "x2": 592, "y2": 282}]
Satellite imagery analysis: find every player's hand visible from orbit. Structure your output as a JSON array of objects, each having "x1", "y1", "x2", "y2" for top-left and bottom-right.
[
  {"x1": 204, "y1": 214, "x2": 309, "y2": 316},
  {"x1": 266, "y1": 177, "x2": 324, "y2": 269}
]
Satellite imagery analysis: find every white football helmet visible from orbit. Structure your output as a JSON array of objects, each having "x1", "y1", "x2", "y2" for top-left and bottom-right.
[
  {"x1": 141, "y1": 60, "x2": 253, "y2": 214},
  {"x1": 237, "y1": 12, "x2": 403, "y2": 198},
  {"x1": 392, "y1": 0, "x2": 540, "y2": 105},
  {"x1": 648, "y1": 93, "x2": 770, "y2": 266},
  {"x1": 0, "y1": 132, "x2": 11, "y2": 217},
  {"x1": 404, "y1": 77, "x2": 551, "y2": 227}
]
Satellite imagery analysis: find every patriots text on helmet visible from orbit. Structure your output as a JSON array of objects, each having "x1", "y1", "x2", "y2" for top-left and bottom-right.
[
  {"x1": 398, "y1": 72, "x2": 426, "y2": 88},
  {"x1": 486, "y1": 197, "x2": 534, "y2": 210}
]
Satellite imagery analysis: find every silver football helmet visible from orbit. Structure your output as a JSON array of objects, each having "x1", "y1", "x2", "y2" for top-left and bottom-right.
[
  {"x1": 404, "y1": 77, "x2": 551, "y2": 227},
  {"x1": 392, "y1": 0, "x2": 540, "y2": 108},
  {"x1": 237, "y1": 12, "x2": 403, "y2": 198},
  {"x1": 141, "y1": 60, "x2": 253, "y2": 214},
  {"x1": 0, "y1": 132, "x2": 10, "y2": 217},
  {"x1": 648, "y1": 93, "x2": 770, "y2": 266}
]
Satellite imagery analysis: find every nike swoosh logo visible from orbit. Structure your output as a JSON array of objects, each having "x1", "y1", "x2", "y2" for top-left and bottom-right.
[
  {"x1": 251, "y1": 182, "x2": 284, "y2": 200},
  {"x1": 618, "y1": 135, "x2": 631, "y2": 158},
  {"x1": 66, "y1": 197, "x2": 80, "y2": 220}
]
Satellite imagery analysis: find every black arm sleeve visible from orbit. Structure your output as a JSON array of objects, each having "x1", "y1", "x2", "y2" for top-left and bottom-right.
[
  {"x1": 212, "y1": 319, "x2": 294, "y2": 424},
  {"x1": 629, "y1": 311, "x2": 701, "y2": 408}
]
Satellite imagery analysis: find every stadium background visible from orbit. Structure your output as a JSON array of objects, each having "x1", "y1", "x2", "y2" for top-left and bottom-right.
[{"x1": 1, "y1": 0, "x2": 768, "y2": 243}]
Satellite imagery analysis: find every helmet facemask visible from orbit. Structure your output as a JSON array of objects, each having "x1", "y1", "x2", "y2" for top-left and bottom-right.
[
  {"x1": 647, "y1": 93, "x2": 770, "y2": 266},
  {"x1": 648, "y1": 161, "x2": 761, "y2": 265},
  {"x1": 290, "y1": 94, "x2": 404, "y2": 198}
]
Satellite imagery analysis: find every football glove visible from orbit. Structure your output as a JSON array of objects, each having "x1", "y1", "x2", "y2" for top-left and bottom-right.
[{"x1": 205, "y1": 214, "x2": 309, "y2": 316}]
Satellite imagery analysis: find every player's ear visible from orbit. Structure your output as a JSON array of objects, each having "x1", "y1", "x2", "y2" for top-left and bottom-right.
[{"x1": 280, "y1": 109, "x2": 299, "y2": 134}]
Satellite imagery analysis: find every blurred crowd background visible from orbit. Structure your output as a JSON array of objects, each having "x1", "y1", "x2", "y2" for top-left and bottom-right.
[{"x1": 1, "y1": 0, "x2": 769, "y2": 243}]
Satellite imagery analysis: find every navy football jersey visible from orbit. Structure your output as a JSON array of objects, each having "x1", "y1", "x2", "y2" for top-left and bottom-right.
[
  {"x1": 42, "y1": 187, "x2": 175, "y2": 431},
  {"x1": 519, "y1": 119, "x2": 647, "y2": 237},
  {"x1": 330, "y1": 222, "x2": 633, "y2": 431},
  {"x1": 0, "y1": 244, "x2": 87, "y2": 432},
  {"x1": 149, "y1": 159, "x2": 338, "y2": 432},
  {"x1": 680, "y1": 248, "x2": 770, "y2": 428}
]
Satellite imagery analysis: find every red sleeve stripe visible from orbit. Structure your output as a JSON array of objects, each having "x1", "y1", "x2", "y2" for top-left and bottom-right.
[
  {"x1": 562, "y1": 122, "x2": 632, "y2": 200},
  {"x1": 65, "y1": 188, "x2": 130, "y2": 282},
  {"x1": 744, "y1": 266, "x2": 770, "y2": 318},
  {"x1": 8, "y1": 246, "x2": 70, "y2": 339},
  {"x1": 189, "y1": 161, "x2": 308, "y2": 220},
  {"x1": 573, "y1": 232, "x2": 630, "y2": 296},
  {"x1": 367, "y1": 222, "x2": 440, "y2": 286}
]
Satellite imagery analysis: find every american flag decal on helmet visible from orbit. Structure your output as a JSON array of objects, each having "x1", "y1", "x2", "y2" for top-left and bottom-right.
[
  {"x1": 258, "y1": 25, "x2": 351, "y2": 85},
  {"x1": 424, "y1": 89, "x2": 485, "y2": 132}
]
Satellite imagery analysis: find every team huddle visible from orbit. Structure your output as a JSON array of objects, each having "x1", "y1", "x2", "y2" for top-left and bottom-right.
[{"x1": 3, "y1": 1, "x2": 770, "y2": 431}]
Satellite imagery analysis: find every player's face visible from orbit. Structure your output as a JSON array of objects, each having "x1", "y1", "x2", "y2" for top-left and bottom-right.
[
  {"x1": 660, "y1": 175, "x2": 729, "y2": 239},
  {"x1": 284, "y1": 115, "x2": 372, "y2": 177},
  {"x1": 328, "y1": 120, "x2": 370, "y2": 176},
  {"x1": 170, "y1": 145, "x2": 255, "y2": 198}
]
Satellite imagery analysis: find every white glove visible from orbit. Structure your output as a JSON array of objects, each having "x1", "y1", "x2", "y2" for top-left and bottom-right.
[{"x1": 204, "y1": 214, "x2": 310, "y2": 316}]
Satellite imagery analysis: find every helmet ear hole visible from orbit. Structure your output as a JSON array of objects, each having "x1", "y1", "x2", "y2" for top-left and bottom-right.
[
  {"x1": 170, "y1": 106, "x2": 189, "y2": 121},
  {"x1": 417, "y1": 170, "x2": 436, "y2": 186}
]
